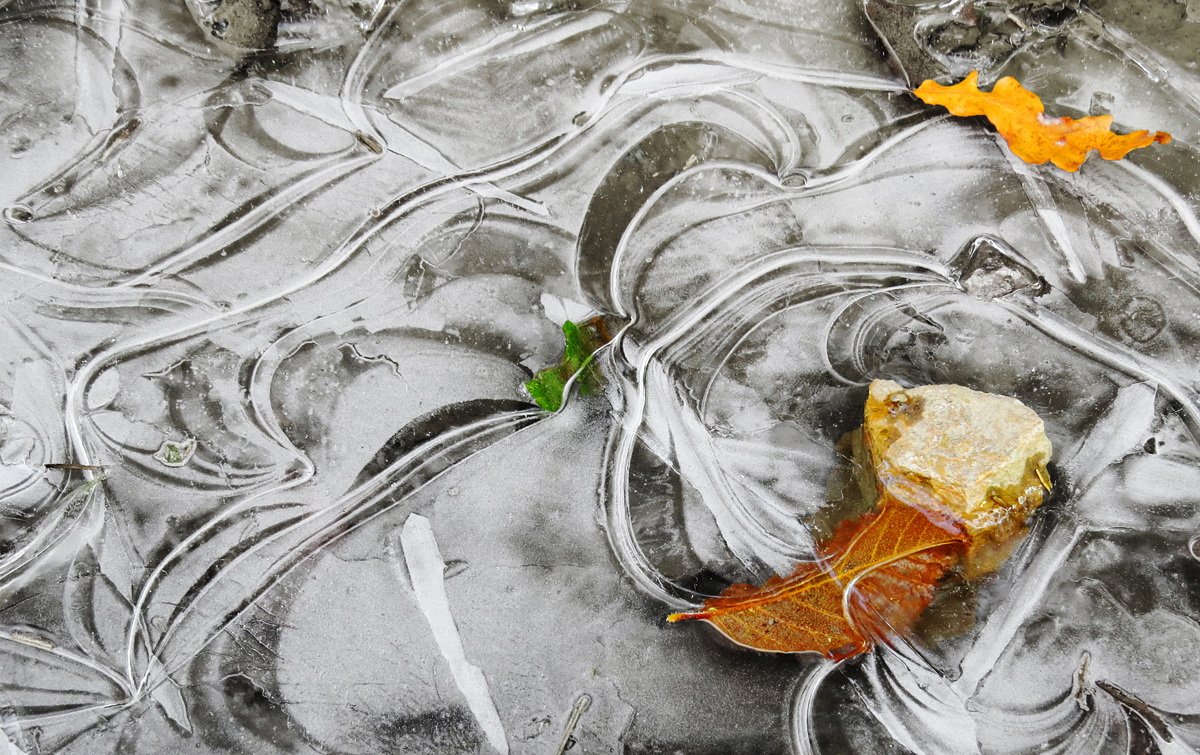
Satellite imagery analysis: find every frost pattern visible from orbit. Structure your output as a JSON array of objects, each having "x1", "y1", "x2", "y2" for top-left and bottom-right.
[{"x1": 1, "y1": 0, "x2": 1199, "y2": 752}]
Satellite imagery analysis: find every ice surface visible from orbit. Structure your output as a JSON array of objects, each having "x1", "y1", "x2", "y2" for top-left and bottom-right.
[
  {"x1": 1, "y1": 0, "x2": 1199, "y2": 752},
  {"x1": 399, "y1": 513, "x2": 509, "y2": 755}
]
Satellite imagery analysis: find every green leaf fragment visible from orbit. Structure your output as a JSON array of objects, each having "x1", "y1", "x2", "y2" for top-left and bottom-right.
[
  {"x1": 154, "y1": 438, "x2": 197, "y2": 467},
  {"x1": 525, "y1": 318, "x2": 611, "y2": 411}
]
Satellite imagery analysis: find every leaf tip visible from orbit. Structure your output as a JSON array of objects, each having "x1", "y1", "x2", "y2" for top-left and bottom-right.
[{"x1": 666, "y1": 611, "x2": 705, "y2": 623}]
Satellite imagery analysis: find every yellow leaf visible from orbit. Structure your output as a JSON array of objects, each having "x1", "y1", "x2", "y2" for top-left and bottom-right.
[{"x1": 914, "y1": 71, "x2": 1171, "y2": 172}]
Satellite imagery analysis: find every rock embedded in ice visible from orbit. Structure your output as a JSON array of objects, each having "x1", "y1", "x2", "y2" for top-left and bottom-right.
[{"x1": 863, "y1": 379, "x2": 1053, "y2": 577}]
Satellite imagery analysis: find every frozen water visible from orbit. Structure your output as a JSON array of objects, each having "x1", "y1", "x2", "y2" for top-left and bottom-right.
[{"x1": 1, "y1": 0, "x2": 1199, "y2": 752}]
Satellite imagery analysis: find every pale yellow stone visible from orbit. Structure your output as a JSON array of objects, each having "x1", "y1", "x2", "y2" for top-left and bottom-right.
[{"x1": 863, "y1": 379, "x2": 1052, "y2": 576}]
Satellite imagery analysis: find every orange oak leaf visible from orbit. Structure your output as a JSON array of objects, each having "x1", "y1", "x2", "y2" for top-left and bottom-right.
[
  {"x1": 667, "y1": 500, "x2": 966, "y2": 660},
  {"x1": 914, "y1": 71, "x2": 1171, "y2": 172}
]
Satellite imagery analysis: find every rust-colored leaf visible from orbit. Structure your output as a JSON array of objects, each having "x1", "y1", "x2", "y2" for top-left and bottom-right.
[
  {"x1": 667, "y1": 500, "x2": 965, "y2": 660},
  {"x1": 914, "y1": 71, "x2": 1171, "y2": 172},
  {"x1": 668, "y1": 381, "x2": 1053, "y2": 658}
]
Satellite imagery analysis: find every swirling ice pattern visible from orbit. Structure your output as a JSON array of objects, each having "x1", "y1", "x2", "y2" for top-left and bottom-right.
[{"x1": 1, "y1": 0, "x2": 1199, "y2": 752}]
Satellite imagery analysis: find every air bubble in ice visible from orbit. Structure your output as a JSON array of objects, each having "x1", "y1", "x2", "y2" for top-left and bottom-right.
[
  {"x1": 2, "y1": 206, "x2": 32, "y2": 224},
  {"x1": 1089, "y1": 91, "x2": 1116, "y2": 115},
  {"x1": 1119, "y1": 297, "x2": 1167, "y2": 343},
  {"x1": 950, "y1": 235, "x2": 1048, "y2": 300}
]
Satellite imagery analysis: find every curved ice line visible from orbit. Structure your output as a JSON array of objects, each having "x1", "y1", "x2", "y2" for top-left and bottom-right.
[
  {"x1": 693, "y1": 262, "x2": 951, "y2": 412},
  {"x1": 956, "y1": 517, "x2": 1094, "y2": 696},
  {"x1": 321, "y1": 131, "x2": 565, "y2": 272},
  {"x1": 336, "y1": 51, "x2": 896, "y2": 268},
  {"x1": 718, "y1": 87, "x2": 805, "y2": 172},
  {"x1": 127, "y1": 495, "x2": 312, "y2": 693},
  {"x1": 381, "y1": 11, "x2": 619, "y2": 101},
  {"x1": 518, "y1": 59, "x2": 879, "y2": 202},
  {"x1": 369, "y1": 53, "x2": 908, "y2": 230},
  {"x1": 89, "y1": 129, "x2": 550, "y2": 341},
  {"x1": 788, "y1": 659, "x2": 838, "y2": 755},
  {"x1": 604, "y1": 159, "x2": 780, "y2": 314},
  {"x1": 339, "y1": 0, "x2": 406, "y2": 139},
  {"x1": 131, "y1": 391, "x2": 538, "y2": 662},
  {"x1": 339, "y1": 0, "x2": 549, "y2": 217},
  {"x1": 606, "y1": 274, "x2": 940, "y2": 605},
  {"x1": 380, "y1": 8, "x2": 905, "y2": 105},
  {"x1": 963, "y1": 660, "x2": 1093, "y2": 735},
  {"x1": 0, "y1": 630, "x2": 133, "y2": 699},
  {"x1": 135, "y1": 409, "x2": 540, "y2": 691},
  {"x1": 633, "y1": 53, "x2": 907, "y2": 94},
  {"x1": 640, "y1": 256, "x2": 946, "y2": 366},
  {"x1": 603, "y1": 339, "x2": 690, "y2": 607},
  {"x1": 5, "y1": 701, "x2": 130, "y2": 729},
  {"x1": 819, "y1": 286, "x2": 959, "y2": 387},
  {"x1": 505, "y1": 87, "x2": 782, "y2": 218},
  {"x1": 0, "y1": 261, "x2": 210, "y2": 309},
  {"x1": 598, "y1": 119, "x2": 952, "y2": 314},
  {"x1": 125, "y1": 485, "x2": 311, "y2": 690},
  {"x1": 604, "y1": 154, "x2": 949, "y2": 316},
  {"x1": 21, "y1": 282, "x2": 220, "y2": 315},
  {"x1": 241, "y1": 275, "x2": 480, "y2": 454},
  {"x1": 998, "y1": 298, "x2": 1200, "y2": 431},
  {"x1": 245, "y1": 335, "x2": 326, "y2": 455},
  {"x1": 65, "y1": 157, "x2": 532, "y2": 497},
  {"x1": 124, "y1": 502, "x2": 316, "y2": 687},
  {"x1": 997, "y1": 137, "x2": 1088, "y2": 283},
  {"x1": 826, "y1": 285, "x2": 947, "y2": 386},
  {"x1": 1096, "y1": 12, "x2": 1200, "y2": 117},
  {"x1": 0, "y1": 482, "x2": 102, "y2": 587},
  {"x1": 581, "y1": 55, "x2": 909, "y2": 180},
  {"x1": 116, "y1": 153, "x2": 376, "y2": 288},
  {"x1": 0, "y1": 4, "x2": 228, "y2": 61},
  {"x1": 380, "y1": 20, "x2": 904, "y2": 104},
  {"x1": 383, "y1": 61, "x2": 775, "y2": 217},
  {"x1": 1113, "y1": 159, "x2": 1200, "y2": 251},
  {"x1": 789, "y1": 114, "x2": 950, "y2": 193},
  {"x1": 17, "y1": 8, "x2": 904, "y2": 301},
  {"x1": 866, "y1": 646, "x2": 981, "y2": 755}
]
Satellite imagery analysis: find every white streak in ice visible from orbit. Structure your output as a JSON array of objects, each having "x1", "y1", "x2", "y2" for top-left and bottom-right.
[{"x1": 400, "y1": 514, "x2": 509, "y2": 755}]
